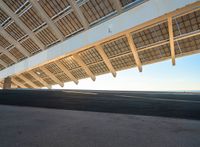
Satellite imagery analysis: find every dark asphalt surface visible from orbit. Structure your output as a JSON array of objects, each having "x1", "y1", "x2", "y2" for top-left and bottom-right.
[
  {"x1": 0, "y1": 89, "x2": 200, "y2": 120},
  {"x1": 1, "y1": 105, "x2": 200, "y2": 147}
]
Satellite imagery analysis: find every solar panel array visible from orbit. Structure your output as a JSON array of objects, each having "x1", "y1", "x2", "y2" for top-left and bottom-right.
[
  {"x1": 0, "y1": 0, "x2": 142, "y2": 70},
  {"x1": 0, "y1": 0, "x2": 200, "y2": 88}
]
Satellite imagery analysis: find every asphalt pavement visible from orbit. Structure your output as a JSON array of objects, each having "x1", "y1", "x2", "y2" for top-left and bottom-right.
[
  {"x1": 0, "y1": 89, "x2": 200, "y2": 120},
  {"x1": 0, "y1": 90, "x2": 200, "y2": 147},
  {"x1": 0, "y1": 105, "x2": 200, "y2": 147}
]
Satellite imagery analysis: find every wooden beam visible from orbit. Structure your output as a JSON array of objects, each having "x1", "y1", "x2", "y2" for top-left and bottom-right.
[
  {"x1": 113, "y1": 0, "x2": 122, "y2": 14},
  {"x1": 0, "y1": 46, "x2": 18, "y2": 63},
  {"x1": 29, "y1": 0, "x2": 64, "y2": 41},
  {"x1": 52, "y1": 8, "x2": 72, "y2": 22},
  {"x1": 0, "y1": 60, "x2": 7, "y2": 67},
  {"x1": 19, "y1": 75, "x2": 39, "y2": 88},
  {"x1": 95, "y1": 45, "x2": 116, "y2": 77},
  {"x1": 29, "y1": 71, "x2": 52, "y2": 89},
  {"x1": 168, "y1": 16, "x2": 176, "y2": 65},
  {"x1": 40, "y1": 67, "x2": 64, "y2": 87},
  {"x1": 0, "y1": 26, "x2": 30, "y2": 57},
  {"x1": 138, "y1": 29, "x2": 200, "y2": 52},
  {"x1": 0, "y1": 0, "x2": 45, "y2": 50},
  {"x1": 73, "y1": 54, "x2": 96, "y2": 81},
  {"x1": 68, "y1": 0, "x2": 89, "y2": 29},
  {"x1": 126, "y1": 33, "x2": 142, "y2": 72},
  {"x1": 54, "y1": 61, "x2": 79, "y2": 85},
  {"x1": 0, "y1": 82, "x2": 2, "y2": 88},
  {"x1": 11, "y1": 78, "x2": 27, "y2": 88},
  {"x1": 3, "y1": 51, "x2": 18, "y2": 63},
  {"x1": 3, "y1": 76, "x2": 12, "y2": 89}
]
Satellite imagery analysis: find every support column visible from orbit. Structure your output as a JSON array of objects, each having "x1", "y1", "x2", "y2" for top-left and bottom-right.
[{"x1": 3, "y1": 77, "x2": 12, "y2": 89}]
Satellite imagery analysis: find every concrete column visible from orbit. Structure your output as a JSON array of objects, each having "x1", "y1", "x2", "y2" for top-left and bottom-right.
[{"x1": 3, "y1": 77, "x2": 12, "y2": 89}]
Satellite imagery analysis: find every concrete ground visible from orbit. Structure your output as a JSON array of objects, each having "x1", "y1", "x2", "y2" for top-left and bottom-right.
[
  {"x1": 0, "y1": 90, "x2": 200, "y2": 147},
  {"x1": 0, "y1": 105, "x2": 200, "y2": 147}
]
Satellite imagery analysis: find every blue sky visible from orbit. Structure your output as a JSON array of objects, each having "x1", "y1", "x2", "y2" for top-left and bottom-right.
[{"x1": 53, "y1": 54, "x2": 200, "y2": 91}]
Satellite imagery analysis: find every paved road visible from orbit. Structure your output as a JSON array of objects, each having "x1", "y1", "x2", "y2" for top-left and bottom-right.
[
  {"x1": 0, "y1": 89, "x2": 200, "y2": 120},
  {"x1": 0, "y1": 105, "x2": 200, "y2": 147}
]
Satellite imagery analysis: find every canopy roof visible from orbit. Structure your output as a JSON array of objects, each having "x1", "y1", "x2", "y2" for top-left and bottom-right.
[{"x1": 0, "y1": 0, "x2": 199, "y2": 88}]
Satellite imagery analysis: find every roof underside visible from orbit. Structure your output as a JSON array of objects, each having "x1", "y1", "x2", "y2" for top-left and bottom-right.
[{"x1": 0, "y1": 0, "x2": 200, "y2": 88}]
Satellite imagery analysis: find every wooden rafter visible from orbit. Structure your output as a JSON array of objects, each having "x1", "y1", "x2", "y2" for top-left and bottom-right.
[
  {"x1": 0, "y1": 60, "x2": 7, "y2": 67},
  {"x1": 29, "y1": 0, "x2": 64, "y2": 41},
  {"x1": 0, "y1": 0, "x2": 45, "y2": 50},
  {"x1": 29, "y1": 71, "x2": 52, "y2": 89},
  {"x1": 73, "y1": 54, "x2": 96, "y2": 81},
  {"x1": 53, "y1": 9, "x2": 72, "y2": 22},
  {"x1": 113, "y1": 0, "x2": 122, "y2": 14},
  {"x1": 11, "y1": 78, "x2": 27, "y2": 88},
  {"x1": 0, "y1": 46, "x2": 18, "y2": 63},
  {"x1": 68, "y1": 0, "x2": 89, "y2": 29},
  {"x1": 138, "y1": 29, "x2": 200, "y2": 52},
  {"x1": 168, "y1": 16, "x2": 176, "y2": 65},
  {"x1": 0, "y1": 82, "x2": 2, "y2": 88},
  {"x1": 126, "y1": 33, "x2": 142, "y2": 72},
  {"x1": 2, "y1": 51, "x2": 17, "y2": 63},
  {"x1": 40, "y1": 67, "x2": 64, "y2": 87},
  {"x1": 0, "y1": 1, "x2": 199, "y2": 87},
  {"x1": 95, "y1": 45, "x2": 116, "y2": 77},
  {"x1": 0, "y1": 26, "x2": 30, "y2": 57},
  {"x1": 55, "y1": 61, "x2": 79, "y2": 85},
  {"x1": 19, "y1": 75, "x2": 39, "y2": 88}
]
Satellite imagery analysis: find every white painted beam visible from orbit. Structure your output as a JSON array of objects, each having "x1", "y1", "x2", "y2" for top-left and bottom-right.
[{"x1": 0, "y1": 0, "x2": 198, "y2": 79}]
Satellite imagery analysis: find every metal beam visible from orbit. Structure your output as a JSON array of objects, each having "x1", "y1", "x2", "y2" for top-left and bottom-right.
[
  {"x1": 29, "y1": 0, "x2": 64, "y2": 41},
  {"x1": 11, "y1": 78, "x2": 27, "y2": 88},
  {"x1": 126, "y1": 33, "x2": 142, "y2": 72},
  {"x1": 68, "y1": 0, "x2": 89, "y2": 29},
  {"x1": 54, "y1": 61, "x2": 79, "y2": 84},
  {"x1": 19, "y1": 75, "x2": 39, "y2": 88},
  {"x1": 29, "y1": 70, "x2": 52, "y2": 89},
  {"x1": 0, "y1": 0, "x2": 45, "y2": 50},
  {"x1": 73, "y1": 54, "x2": 96, "y2": 81},
  {"x1": 0, "y1": 26, "x2": 30, "y2": 57},
  {"x1": 168, "y1": 16, "x2": 176, "y2": 65},
  {"x1": 40, "y1": 67, "x2": 64, "y2": 87},
  {"x1": 95, "y1": 45, "x2": 116, "y2": 77}
]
